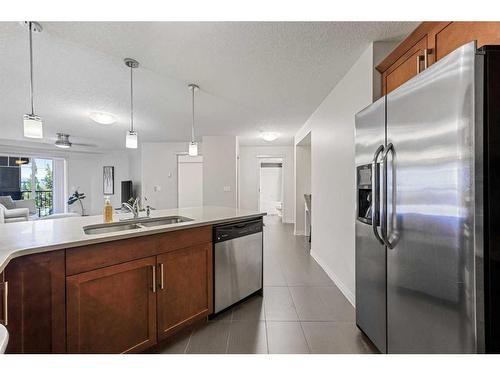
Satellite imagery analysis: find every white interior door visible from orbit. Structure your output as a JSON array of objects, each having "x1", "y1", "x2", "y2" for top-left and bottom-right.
[
  {"x1": 259, "y1": 161, "x2": 283, "y2": 215},
  {"x1": 178, "y1": 155, "x2": 203, "y2": 208}
]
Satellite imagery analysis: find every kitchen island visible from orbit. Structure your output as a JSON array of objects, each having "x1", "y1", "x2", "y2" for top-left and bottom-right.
[{"x1": 0, "y1": 206, "x2": 265, "y2": 354}]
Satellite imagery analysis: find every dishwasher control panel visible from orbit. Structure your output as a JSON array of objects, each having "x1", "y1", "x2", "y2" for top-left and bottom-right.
[{"x1": 214, "y1": 219, "x2": 263, "y2": 242}]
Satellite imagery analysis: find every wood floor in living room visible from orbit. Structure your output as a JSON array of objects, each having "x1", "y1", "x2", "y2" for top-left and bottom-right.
[{"x1": 148, "y1": 215, "x2": 377, "y2": 354}]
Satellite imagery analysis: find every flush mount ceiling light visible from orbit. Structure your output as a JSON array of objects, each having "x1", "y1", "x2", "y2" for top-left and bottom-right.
[
  {"x1": 124, "y1": 58, "x2": 139, "y2": 149},
  {"x1": 188, "y1": 83, "x2": 199, "y2": 156},
  {"x1": 260, "y1": 132, "x2": 279, "y2": 142},
  {"x1": 55, "y1": 133, "x2": 72, "y2": 149},
  {"x1": 22, "y1": 21, "x2": 43, "y2": 139},
  {"x1": 89, "y1": 112, "x2": 116, "y2": 125}
]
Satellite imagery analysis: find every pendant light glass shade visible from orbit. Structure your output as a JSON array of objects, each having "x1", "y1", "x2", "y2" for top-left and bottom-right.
[
  {"x1": 23, "y1": 22, "x2": 43, "y2": 139},
  {"x1": 188, "y1": 83, "x2": 199, "y2": 156},
  {"x1": 189, "y1": 141, "x2": 198, "y2": 156},
  {"x1": 124, "y1": 58, "x2": 139, "y2": 149},
  {"x1": 23, "y1": 114, "x2": 43, "y2": 138},
  {"x1": 126, "y1": 130, "x2": 138, "y2": 149}
]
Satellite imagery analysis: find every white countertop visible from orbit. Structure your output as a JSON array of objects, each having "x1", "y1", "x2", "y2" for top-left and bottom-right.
[
  {"x1": 0, "y1": 206, "x2": 265, "y2": 273},
  {"x1": 0, "y1": 324, "x2": 7, "y2": 354}
]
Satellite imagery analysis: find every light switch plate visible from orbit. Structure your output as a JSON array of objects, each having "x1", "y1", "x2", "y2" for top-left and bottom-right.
[{"x1": 223, "y1": 186, "x2": 231, "y2": 192}]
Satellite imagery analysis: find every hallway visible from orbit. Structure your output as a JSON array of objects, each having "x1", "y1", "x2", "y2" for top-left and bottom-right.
[{"x1": 152, "y1": 215, "x2": 377, "y2": 354}]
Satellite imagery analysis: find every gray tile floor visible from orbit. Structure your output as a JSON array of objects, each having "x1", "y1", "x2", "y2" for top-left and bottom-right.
[{"x1": 151, "y1": 215, "x2": 377, "y2": 354}]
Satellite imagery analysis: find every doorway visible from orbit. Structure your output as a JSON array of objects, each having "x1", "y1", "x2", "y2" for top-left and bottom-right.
[
  {"x1": 295, "y1": 131, "x2": 311, "y2": 236},
  {"x1": 259, "y1": 158, "x2": 283, "y2": 217},
  {"x1": 177, "y1": 155, "x2": 203, "y2": 208}
]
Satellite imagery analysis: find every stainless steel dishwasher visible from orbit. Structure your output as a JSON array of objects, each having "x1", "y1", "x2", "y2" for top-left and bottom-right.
[{"x1": 213, "y1": 218, "x2": 263, "y2": 314}]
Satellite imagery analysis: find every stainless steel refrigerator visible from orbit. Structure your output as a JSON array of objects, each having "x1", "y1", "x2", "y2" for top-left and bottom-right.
[{"x1": 355, "y1": 41, "x2": 500, "y2": 353}]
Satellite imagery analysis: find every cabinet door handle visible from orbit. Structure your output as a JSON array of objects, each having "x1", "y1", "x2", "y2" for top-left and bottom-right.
[
  {"x1": 416, "y1": 55, "x2": 424, "y2": 74},
  {"x1": 151, "y1": 266, "x2": 156, "y2": 293},
  {"x1": 159, "y1": 263, "x2": 165, "y2": 290},
  {"x1": 417, "y1": 49, "x2": 432, "y2": 74},
  {"x1": 423, "y1": 48, "x2": 433, "y2": 70},
  {"x1": 2, "y1": 281, "x2": 8, "y2": 326}
]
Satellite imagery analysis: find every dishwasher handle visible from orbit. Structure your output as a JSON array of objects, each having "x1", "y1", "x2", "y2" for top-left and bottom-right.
[{"x1": 214, "y1": 219, "x2": 263, "y2": 243}]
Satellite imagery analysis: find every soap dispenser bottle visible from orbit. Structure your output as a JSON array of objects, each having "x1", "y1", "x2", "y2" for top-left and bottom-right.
[{"x1": 103, "y1": 196, "x2": 113, "y2": 223}]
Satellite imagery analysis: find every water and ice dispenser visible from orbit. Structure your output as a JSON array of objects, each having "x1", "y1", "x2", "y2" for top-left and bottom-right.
[{"x1": 356, "y1": 164, "x2": 377, "y2": 225}]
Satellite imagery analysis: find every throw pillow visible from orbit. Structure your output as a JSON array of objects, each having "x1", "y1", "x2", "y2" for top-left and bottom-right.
[{"x1": 0, "y1": 196, "x2": 15, "y2": 209}]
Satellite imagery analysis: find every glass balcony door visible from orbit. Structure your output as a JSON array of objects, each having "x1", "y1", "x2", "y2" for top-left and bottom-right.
[{"x1": 20, "y1": 158, "x2": 54, "y2": 217}]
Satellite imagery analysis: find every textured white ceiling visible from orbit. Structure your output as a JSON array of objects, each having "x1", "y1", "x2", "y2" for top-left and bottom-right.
[{"x1": 0, "y1": 22, "x2": 417, "y2": 151}]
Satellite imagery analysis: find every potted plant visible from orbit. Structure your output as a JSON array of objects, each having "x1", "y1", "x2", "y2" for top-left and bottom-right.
[{"x1": 68, "y1": 189, "x2": 86, "y2": 216}]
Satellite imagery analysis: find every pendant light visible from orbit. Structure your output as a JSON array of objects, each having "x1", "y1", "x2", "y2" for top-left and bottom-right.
[
  {"x1": 124, "y1": 58, "x2": 139, "y2": 149},
  {"x1": 188, "y1": 84, "x2": 199, "y2": 156},
  {"x1": 23, "y1": 21, "x2": 43, "y2": 139}
]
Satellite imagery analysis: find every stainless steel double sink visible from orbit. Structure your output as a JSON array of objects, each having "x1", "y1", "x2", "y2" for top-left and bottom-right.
[{"x1": 83, "y1": 216, "x2": 193, "y2": 235}]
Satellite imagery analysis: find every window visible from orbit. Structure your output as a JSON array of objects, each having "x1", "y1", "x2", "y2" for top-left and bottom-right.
[
  {"x1": 20, "y1": 158, "x2": 54, "y2": 217},
  {"x1": 0, "y1": 156, "x2": 54, "y2": 217}
]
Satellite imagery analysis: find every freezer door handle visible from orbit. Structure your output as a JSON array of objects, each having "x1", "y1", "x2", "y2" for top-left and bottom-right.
[
  {"x1": 371, "y1": 144, "x2": 385, "y2": 245},
  {"x1": 382, "y1": 143, "x2": 396, "y2": 249}
]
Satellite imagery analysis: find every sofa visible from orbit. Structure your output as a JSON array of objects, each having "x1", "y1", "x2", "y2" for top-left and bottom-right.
[{"x1": 0, "y1": 196, "x2": 37, "y2": 223}]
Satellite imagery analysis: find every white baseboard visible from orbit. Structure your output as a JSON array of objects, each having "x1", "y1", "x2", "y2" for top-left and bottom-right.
[
  {"x1": 294, "y1": 230, "x2": 305, "y2": 236},
  {"x1": 310, "y1": 249, "x2": 355, "y2": 307}
]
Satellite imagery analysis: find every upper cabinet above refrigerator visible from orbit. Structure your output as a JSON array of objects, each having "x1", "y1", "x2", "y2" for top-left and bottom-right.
[{"x1": 377, "y1": 22, "x2": 500, "y2": 95}]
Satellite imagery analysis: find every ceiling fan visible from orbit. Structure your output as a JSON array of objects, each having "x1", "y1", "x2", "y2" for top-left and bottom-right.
[{"x1": 54, "y1": 133, "x2": 97, "y2": 149}]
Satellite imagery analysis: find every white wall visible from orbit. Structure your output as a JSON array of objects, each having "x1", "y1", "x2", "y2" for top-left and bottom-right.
[
  {"x1": 239, "y1": 145, "x2": 294, "y2": 223},
  {"x1": 129, "y1": 147, "x2": 142, "y2": 201},
  {"x1": 202, "y1": 136, "x2": 238, "y2": 207},
  {"x1": 66, "y1": 151, "x2": 131, "y2": 215},
  {"x1": 141, "y1": 142, "x2": 196, "y2": 210},
  {"x1": 294, "y1": 141, "x2": 311, "y2": 235},
  {"x1": 298, "y1": 43, "x2": 383, "y2": 305}
]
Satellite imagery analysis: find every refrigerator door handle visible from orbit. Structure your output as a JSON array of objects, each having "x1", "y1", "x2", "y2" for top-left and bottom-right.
[
  {"x1": 382, "y1": 143, "x2": 396, "y2": 249},
  {"x1": 371, "y1": 144, "x2": 385, "y2": 245}
]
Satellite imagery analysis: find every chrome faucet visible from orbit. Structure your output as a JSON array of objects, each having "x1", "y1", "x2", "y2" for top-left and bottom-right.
[{"x1": 121, "y1": 198, "x2": 140, "y2": 219}]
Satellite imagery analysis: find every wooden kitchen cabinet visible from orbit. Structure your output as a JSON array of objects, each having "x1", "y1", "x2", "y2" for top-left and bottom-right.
[
  {"x1": 3, "y1": 251, "x2": 66, "y2": 354},
  {"x1": 66, "y1": 256, "x2": 158, "y2": 354},
  {"x1": 156, "y1": 243, "x2": 213, "y2": 340},
  {"x1": 3, "y1": 224, "x2": 214, "y2": 353},
  {"x1": 378, "y1": 22, "x2": 500, "y2": 95},
  {"x1": 65, "y1": 226, "x2": 213, "y2": 353},
  {"x1": 66, "y1": 225, "x2": 211, "y2": 275},
  {"x1": 434, "y1": 22, "x2": 500, "y2": 60},
  {"x1": 384, "y1": 36, "x2": 427, "y2": 95}
]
